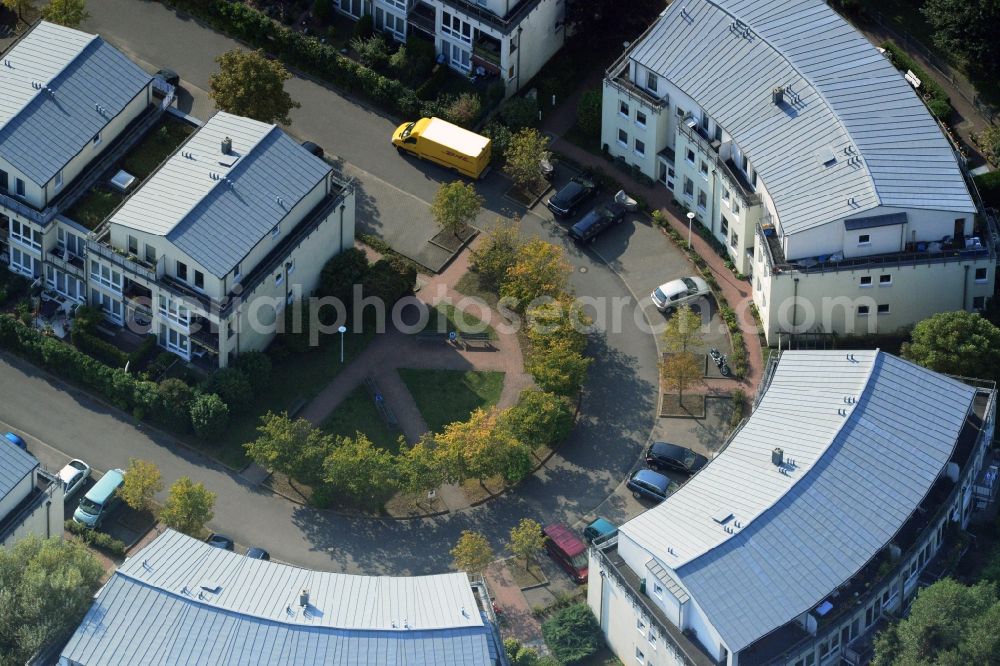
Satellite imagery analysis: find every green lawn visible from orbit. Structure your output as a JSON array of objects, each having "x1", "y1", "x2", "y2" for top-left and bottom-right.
[
  {"x1": 208, "y1": 330, "x2": 374, "y2": 468},
  {"x1": 320, "y1": 385, "x2": 402, "y2": 453},
  {"x1": 66, "y1": 189, "x2": 125, "y2": 231},
  {"x1": 421, "y1": 302, "x2": 497, "y2": 339},
  {"x1": 123, "y1": 117, "x2": 195, "y2": 180},
  {"x1": 398, "y1": 368, "x2": 504, "y2": 433}
]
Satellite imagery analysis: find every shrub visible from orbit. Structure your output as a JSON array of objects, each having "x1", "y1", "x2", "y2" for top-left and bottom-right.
[
  {"x1": 190, "y1": 392, "x2": 230, "y2": 440},
  {"x1": 576, "y1": 88, "x2": 602, "y2": 138},
  {"x1": 362, "y1": 258, "x2": 413, "y2": 306},
  {"x1": 351, "y1": 34, "x2": 390, "y2": 70},
  {"x1": 526, "y1": 340, "x2": 592, "y2": 397},
  {"x1": 541, "y1": 604, "x2": 603, "y2": 664},
  {"x1": 927, "y1": 98, "x2": 952, "y2": 121},
  {"x1": 72, "y1": 329, "x2": 128, "y2": 367},
  {"x1": 233, "y1": 351, "x2": 272, "y2": 392},
  {"x1": 64, "y1": 520, "x2": 127, "y2": 557},
  {"x1": 128, "y1": 334, "x2": 159, "y2": 371},
  {"x1": 499, "y1": 95, "x2": 539, "y2": 130},
  {"x1": 320, "y1": 246, "x2": 370, "y2": 308},
  {"x1": 203, "y1": 367, "x2": 253, "y2": 412},
  {"x1": 71, "y1": 305, "x2": 103, "y2": 335},
  {"x1": 482, "y1": 121, "x2": 513, "y2": 163},
  {"x1": 504, "y1": 389, "x2": 575, "y2": 449},
  {"x1": 313, "y1": 0, "x2": 332, "y2": 24},
  {"x1": 156, "y1": 378, "x2": 194, "y2": 425},
  {"x1": 146, "y1": 351, "x2": 178, "y2": 380},
  {"x1": 442, "y1": 92, "x2": 482, "y2": 128},
  {"x1": 975, "y1": 170, "x2": 1000, "y2": 208},
  {"x1": 470, "y1": 217, "x2": 523, "y2": 290}
]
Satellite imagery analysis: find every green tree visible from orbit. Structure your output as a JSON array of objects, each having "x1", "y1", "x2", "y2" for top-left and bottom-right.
[
  {"x1": 503, "y1": 128, "x2": 551, "y2": 193},
  {"x1": 322, "y1": 433, "x2": 398, "y2": 506},
  {"x1": 159, "y1": 477, "x2": 216, "y2": 536},
  {"x1": 565, "y1": 0, "x2": 665, "y2": 54},
  {"x1": 245, "y1": 412, "x2": 333, "y2": 485},
  {"x1": 500, "y1": 238, "x2": 572, "y2": 310},
  {"x1": 155, "y1": 378, "x2": 194, "y2": 425},
  {"x1": 526, "y1": 296, "x2": 590, "y2": 354},
  {"x1": 319, "y1": 247, "x2": 370, "y2": 305},
  {"x1": 451, "y1": 530, "x2": 494, "y2": 573},
  {"x1": 189, "y1": 393, "x2": 229, "y2": 440},
  {"x1": 233, "y1": 351, "x2": 272, "y2": 392},
  {"x1": 526, "y1": 339, "x2": 592, "y2": 397},
  {"x1": 503, "y1": 389, "x2": 575, "y2": 449},
  {"x1": 541, "y1": 603, "x2": 603, "y2": 664},
  {"x1": 1, "y1": 0, "x2": 31, "y2": 21},
  {"x1": 978, "y1": 125, "x2": 1000, "y2": 165},
  {"x1": 660, "y1": 351, "x2": 704, "y2": 404},
  {"x1": 443, "y1": 92, "x2": 482, "y2": 128},
  {"x1": 0, "y1": 536, "x2": 103, "y2": 665},
  {"x1": 350, "y1": 34, "x2": 390, "y2": 69},
  {"x1": 902, "y1": 311, "x2": 1000, "y2": 379},
  {"x1": 117, "y1": 458, "x2": 163, "y2": 513},
  {"x1": 498, "y1": 96, "x2": 539, "y2": 130},
  {"x1": 663, "y1": 304, "x2": 705, "y2": 352},
  {"x1": 431, "y1": 181, "x2": 484, "y2": 239},
  {"x1": 470, "y1": 217, "x2": 523, "y2": 290},
  {"x1": 661, "y1": 304, "x2": 706, "y2": 402},
  {"x1": 204, "y1": 368, "x2": 253, "y2": 413},
  {"x1": 507, "y1": 518, "x2": 546, "y2": 567},
  {"x1": 873, "y1": 578, "x2": 1000, "y2": 665},
  {"x1": 362, "y1": 258, "x2": 413, "y2": 306},
  {"x1": 436, "y1": 407, "x2": 534, "y2": 484},
  {"x1": 923, "y1": 0, "x2": 1000, "y2": 82},
  {"x1": 397, "y1": 435, "x2": 446, "y2": 496},
  {"x1": 40, "y1": 0, "x2": 89, "y2": 27},
  {"x1": 209, "y1": 49, "x2": 301, "y2": 124},
  {"x1": 577, "y1": 88, "x2": 603, "y2": 139}
]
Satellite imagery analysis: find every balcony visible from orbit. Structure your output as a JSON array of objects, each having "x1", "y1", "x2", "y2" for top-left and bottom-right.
[
  {"x1": 604, "y1": 55, "x2": 667, "y2": 111},
  {"x1": 87, "y1": 238, "x2": 159, "y2": 283},
  {"x1": 677, "y1": 120, "x2": 759, "y2": 206},
  {"x1": 190, "y1": 325, "x2": 219, "y2": 353},
  {"x1": 473, "y1": 34, "x2": 502, "y2": 67},
  {"x1": 437, "y1": 0, "x2": 545, "y2": 35},
  {"x1": 47, "y1": 247, "x2": 86, "y2": 279},
  {"x1": 408, "y1": 1, "x2": 437, "y2": 35},
  {"x1": 757, "y1": 223, "x2": 994, "y2": 276}
]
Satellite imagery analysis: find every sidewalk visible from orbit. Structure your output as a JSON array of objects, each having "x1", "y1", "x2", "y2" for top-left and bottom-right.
[{"x1": 484, "y1": 561, "x2": 545, "y2": 650}]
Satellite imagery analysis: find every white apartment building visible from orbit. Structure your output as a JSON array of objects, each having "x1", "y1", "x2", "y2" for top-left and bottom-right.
[
  {"x1": 87, "y1": 111, "x2": 356, "y2": 368},
  {"x1": 0, "y1": 441, "x2": 63, "y2": 547},
  {"x1": 0, "y1": 21, "x2": 156, "y2": 300},
  {"x1": 589, "y1": 350, "x2": 996, "y2": 666},
  {"x1": 340, "y1": 0, "x2": 564, "y2": 96},
  {"x1": 601, "y1": 0, "x2": 995, "y2": 343}
]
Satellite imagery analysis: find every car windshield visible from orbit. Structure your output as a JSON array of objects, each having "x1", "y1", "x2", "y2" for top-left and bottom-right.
[
  {"x1": 684, "y1": 451, "x2": 698, "y2": 468},
  {"x1": 571, "y1": 553, "x2": 588, "y2": 569},
  {"x1": 78, "y1": 497, "x2": 101, "y2": 515},
  {"x1": 401, "y1": 122, "x2": 415, "y2": 139},
  {"x1": 654, "y1": 287, "x2": 667, "y2": 302},
  {"x1": 682, "y1": 277, "x2": 698, "y2": 293},
  {"x1": 558, "y1": 183, "x2": 582, "y2": 202}
]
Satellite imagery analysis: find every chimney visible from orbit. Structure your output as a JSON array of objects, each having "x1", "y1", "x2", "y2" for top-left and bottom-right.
[
  {"x1": 299, "y1": 589, "x2": 309, "y2": 608},
  {"x1": 772, "y1": 86, "x2": 784, "y2": 105},
  {"x1": 771, "y1": 447, "x2": 784, "y2": 467},
  {"x1": 221, "y1": 136, "x2": 232, "y2": 155}
]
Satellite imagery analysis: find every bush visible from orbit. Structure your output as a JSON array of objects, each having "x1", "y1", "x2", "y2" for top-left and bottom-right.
[
  {"x1": 351, "y1": 34, "x2": 390, "y2": 70},
  {"x1": 482, "y1": 121, "x2": 513, "y2": 163},
  {"x1": 362, "y1": 258, "x2": 413, "y2": 306},
  {"x1": 233, "y1": 351, "x2": 272, "y2": 392},
  {"x1": 320, "y1": 246, "x2": 370, "y2": 308},
  {"x1": 499, "y1": 96, "x2": 539, "y2": 130},
  {"x1": 442, "y1": 92, "x2": 482, "y2": 128},
  {"x1": 470, "y1": 217, "x2": 522, "y2": 290},
  {"x1": 71, "y1": 305, "x2": 103, "y2": 335},
  {"x1": 72, "y1": 329, "x2": 129, "y2": 367},
  {"x1": 577, "y1": 88, "x2": 602, "y2": 138},
  {"x1": 975, "y1": 170, "x2": 1000, "y2": 208},
  {"x1": 128, "y1": 334, "x2": 159, "y2": 371},
  {"x1": 146, "y1": 351, "x2": 178, "y2": 380},
  {"x1": 190, "y1": 392, "x2": 230, "y2": 440},
  {"x1": 504, "y1": 389, "x2": 575, "y2": 449},
  {"x1": 541, "y1": 604, "x2": 603, "y2": 664},
  {"x1": 64, "y1": 520, "x2": 127, "y2": 557},
  {"x1": 353, "y1": 12, "x2": 374, "y2": 39},
  {"x1": 156, "y1": 378, "x2": 194, "y2": 426},
  {"x1": 313, "y1": 0, "x2": 332, "y2": 24},
  {"x1": 203, "y1": 367, "x2": 253, "y2": 412}
]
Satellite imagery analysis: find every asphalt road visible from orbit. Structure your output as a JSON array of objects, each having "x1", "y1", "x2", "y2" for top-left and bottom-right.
[{"x1": 0, "y1": 0, "x2": 719, "y2": 572}]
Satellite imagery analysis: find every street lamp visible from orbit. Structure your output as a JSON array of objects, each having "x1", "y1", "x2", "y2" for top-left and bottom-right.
[
  {"x1": 338, "y1": 325, "x2": 347, "y2": 363},
  {"x1": 686, "y1": 211, "x2": 696, "y2": 248}
]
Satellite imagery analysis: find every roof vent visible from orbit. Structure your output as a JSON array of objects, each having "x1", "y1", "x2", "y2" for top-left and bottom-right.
[
  {"x1": 712, "y1": 509, "x2": 733, "y2": 525},
  {"x1": 221, "y1": 136, "x2": 232, "y2": 155},
  {"x1": 299, "y1": 589, "x2": 309, "y2": 608},
  {"x1": 200, "y1": 581, "x2": 221, "y2": 593},
  {"x1": 817, "y1": 146, "x2": 837, "y2": 167},
  {"x1": 772, "y1": 86, "x2": 784, "y2": 106},
  {"x1": 3, "y1": 59, "x2": 11, "y2": 68},
  {"x1": 771, "y1": 447, "x2": 784, "y2": 467}
]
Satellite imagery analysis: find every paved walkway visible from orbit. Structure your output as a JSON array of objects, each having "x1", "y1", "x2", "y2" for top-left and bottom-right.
[{"x1": 484, "y1": 561, "x2": 545, "y2": 650}]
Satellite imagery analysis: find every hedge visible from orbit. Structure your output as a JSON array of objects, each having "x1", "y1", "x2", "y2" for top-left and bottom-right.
[
  {"x1": 975, "y1": 171, "x2": 1000, "y2": 208},
  {"x1": 65, "y1": 519, "x2": 128, "y2": 557},
  {"x1": 72, "y1": 329, "x2": 129, "y2": 368},
  {"x1": 880, "y1": 42, "x2": 952, "y2": 120}
]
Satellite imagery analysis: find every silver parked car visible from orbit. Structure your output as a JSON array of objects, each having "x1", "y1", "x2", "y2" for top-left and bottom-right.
[
  {"x1": 58, "y1": 459, "x2": 91, "y2": 501},
  {"x1": 650, "y1": 276, "x2": 711, "y2": 313}
]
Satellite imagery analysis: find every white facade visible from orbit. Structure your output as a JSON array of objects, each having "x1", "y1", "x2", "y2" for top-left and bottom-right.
[{"x1": 0, "y1": 461, "x2": 64, "y2": 548}]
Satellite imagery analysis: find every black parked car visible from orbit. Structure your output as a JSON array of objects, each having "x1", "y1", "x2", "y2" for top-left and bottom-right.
[
  {"x1": 206, "y1": 533, "x2": 235, "y2": 551},
  {"x1": 645, "y1": 441, "x2": 708, "y2": 475},
  {"x1": 569, "y1": 204, "x2": 625, "y2": 244},
  {"x1": 245, "y1": 547, "x2": 270, "y2": 560},
  {"x1": 626, "y1": 469, "x2": 679, "y2": 503},
  {"x1": 546, "y1": 176, "x2": 597, "y2": 218},
  {"x1": 301, "y1": 141, "x2": 324, "y2": 158},
  {"x1": 155, "y1": 68, "x2": 180, "y2": 87}
]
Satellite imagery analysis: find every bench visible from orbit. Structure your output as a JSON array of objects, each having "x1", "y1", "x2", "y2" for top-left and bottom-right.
[
  {"x1": 287, "y1": 396, "x2": 309, "y2": 418},
  {"x1": 364, "y1": 376, "x2": 398, "y2": 428},
  {"x1": 459, "y1": 332, "x2": 493, "y2": 350},
  {"x1": 416, "y1": 331, "x2": 449, "y2": 343}
]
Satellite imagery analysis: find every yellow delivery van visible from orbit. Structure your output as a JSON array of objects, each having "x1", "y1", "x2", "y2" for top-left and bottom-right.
[{"x1": 392, "y1": 117, "x2": 492, "y2": 179}]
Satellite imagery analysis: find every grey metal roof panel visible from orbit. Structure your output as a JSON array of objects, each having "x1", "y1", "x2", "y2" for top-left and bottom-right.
[
  {"x1": 110, "y1": 112, "x2": 332, "y2": 277},
  {"x1": 638, "y1": 351, "x2": 975, "y2": 653},
  {"x1": 844, "y1": 212, "x2": 908, "y2": 230},
  {"x1": 0, "y1": 440, "x2": 38, "y2": 502},
  {"x1": 0, "y1": 22, "x2": 152, "y2": 186},
  {"x1": 628, "y1": 0, "x2": 974, "y2": 235}
]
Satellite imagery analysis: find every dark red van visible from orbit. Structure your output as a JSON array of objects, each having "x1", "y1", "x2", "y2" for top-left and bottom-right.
[{"x1": 544, "y1": 523, "x2": 589, "y2": 583}]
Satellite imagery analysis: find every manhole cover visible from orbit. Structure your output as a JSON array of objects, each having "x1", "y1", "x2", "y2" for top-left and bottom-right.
[{"x1": 579, "y1": 266, "x2": 588, "y2": 273}]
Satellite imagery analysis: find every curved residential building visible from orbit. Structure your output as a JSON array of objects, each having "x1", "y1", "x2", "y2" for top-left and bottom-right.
[
  {"x1": 589, "y1": 350, "x2": 996, "y2": 665},
  {"x1": 601, "y1": 0, "x2": 994, "y2": 343}
]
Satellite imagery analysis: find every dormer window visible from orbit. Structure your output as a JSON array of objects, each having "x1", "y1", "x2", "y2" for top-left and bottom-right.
[{"x1": 646, "y1": 72, "x2": 658, "y2": 93}]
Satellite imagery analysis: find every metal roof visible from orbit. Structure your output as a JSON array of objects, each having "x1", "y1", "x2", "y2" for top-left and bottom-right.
[
  {"x1": 844, "y1": 212, "x2": 908, "y2": 230},
  {"x1": 0, "y1": 22, "x2": 152, "y2": 187},
  {"x1": 109, "y1": 112, "x2": 332, "y2": 277},
  {"x1": 628, "y1": 0, "x2": 975, "y2": 235},
  {"x1": 60, "y1": 530, "x2": 497, "y2": 665},
  {"x1": 0, "y1": 439, "x2": 38, "y2": 503},
  {"x1": 620, "y1": 351, "x2": 977, "y2": 653}
]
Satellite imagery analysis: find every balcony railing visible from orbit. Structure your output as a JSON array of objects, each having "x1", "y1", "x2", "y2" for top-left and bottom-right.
[
  {"x1": 677, "y1": 120, "x2": 760, "y2": 207},
  {"x1": 47, "y1": 247, "x2": 86, "y2": 277},
  {"x1": 86, "y1": 239, "x2": 159, "y2": 283},
  {"x1": 190, "y1": 326, "x2": 219, "y2": 352},
  {"x1": 438, "y1": 0, "x2": 544, "y2": 35},
  {"x1": 604, "y1": 55, "x2": 668, "y2": 112},
  {"x1": 473, "y1": 42, "x2": 501, "y2": 66}
]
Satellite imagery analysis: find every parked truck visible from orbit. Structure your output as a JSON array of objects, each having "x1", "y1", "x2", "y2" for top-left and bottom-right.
[{"x1": 392, "y1": 117, "x2": 491, "y2": 179}]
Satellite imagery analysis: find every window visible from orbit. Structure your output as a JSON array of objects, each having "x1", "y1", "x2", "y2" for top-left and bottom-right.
[
  {"x1": 145, "y1": 244, "x2": 157, "y2": 264},
  {"x1": 648, "y1": 626, "x2": 658, "y2": 646},
  {"x1": 858, "y1": 234, "x2": 871, "y2": 245},
  {"x1": 860, "y1": 276, "x2": 872, "y2": 287},
  {"x1": 128, "y1": 235, "x2": 138, "y2": 255},
  {"x1": 16, "y1": 178, "x2": 25, "y2": 196},
  {"x1": 58, "y1": 228, "x2": 84, "y2": 257},
  {"x1": 685, "y1": 149, "x2": 695, "y2": 164},
  {"x1": 441, "y1": 11, "x2": 472, "y2": 44},
  {"x1": 858, "y1": 305, "x2": 870, "y2": 316},
  {"x1": 722, "y1": 187, "x2": 730, "y2": 203},
  {"x1": 618, "y1": 129, "x2": 628, "y2": 147},
  {"x1": 974, "y1": 296, "x2": 986, "y2": 310},
  {"x1": 10, "y1": 219, "x2": 41, "y2": 250},
  {"x1": 158, "y1": 294, "x2": 189, "y2": 326},
  {"x1": 176, "y1": 261, "x2": 188, "y2": 282},
  {"x1": 721, "y1": 217, "x2": 729, "y2": 237},
  {"x1": 227, "y1": 320, "x2": 236, "y2": 339},
  {"x1": 634, "y1": 647, "x2": 644, "y2": 663},
  {"x1": 92, "y1": 132, "x2": 102, "y2": 146},
  {"x1": 90, "y1": 262, "x2": 123, "y2": 292},
  {"x1": 286, "y1": 259, "x2": 295, "y2": 275},
  {"x1": 653, "y1": 583, "x2": 663, "y2": 597},
  {"x1": 879, "y1": 274, "x2": 892, "y2": 286},
  {"x1": 731, "y1": 230, "x2": 738, "y2": 249},
  {"x1": 10, "y1": 247, "x2": 36, "y2": 277},
  {"x1": 0, "y1": 169, "x2": 7, "y2": 190},
  {"x1": 275, "y1": 272, "x2": 284, "y2": 286},
  {"x1": 699, "y1": 161, "x2": 708, "y2": 177},
  {"x1": 636, "y1": 618, "x2": 646, "y2": 635},
  {"x1": 697, "y1": 190, "x2": 707, "y2": 209},
  {"x1": 646, "y1": 71, "x2": 658, "y2": 92},
  {"x1": 877, "y1": 304, "x2": 890, "y2": 314},
  {"x1": 234, "y1": 262, "x2": 242, "y2": 281},
  {"x1": 194, "y1": 270, "x2": 204, "y2": 289},
  {"x1": 733, "y1": 199, "x2": 741, "y2": 215},
  {"x1": 683, "y1": 177, "x2": 694, "y2": 197},
  {"x1": 271, "y1": 224, "x2": 281, "y2": 238},
  {"x1": 634, "y1": 139, "x2": 645, "y2": 157},
  {"x1": 676, "y1": 106, "x2": 686, "y2": 118},
  {"x1": 55, "y1": 170, "x2": 63, "y2": 190},
  {"x1": 751, "y1": 170, "x2": 758, "y2": 187},
  {"x1": 636, "y1": 110, "x2": 647, "y2": 127},
  {"x1": 619, "y1": 101, "x2": 630, "y2": 118},
  {"x1": 92, "y1": 289, "x2": 123, "y2": 323},
  {"x1": 975, "y1": 267, "x2": 988, "y2": 283}
]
